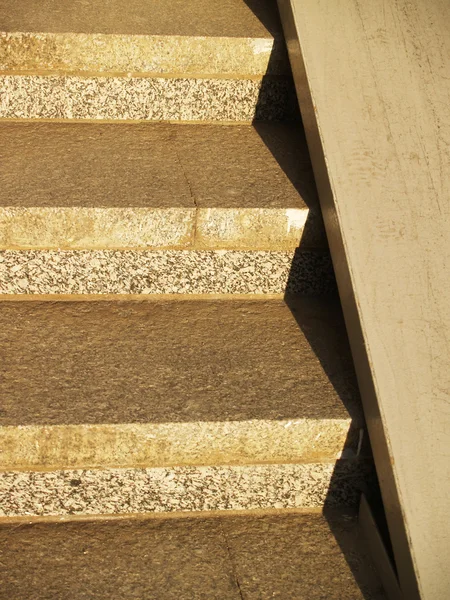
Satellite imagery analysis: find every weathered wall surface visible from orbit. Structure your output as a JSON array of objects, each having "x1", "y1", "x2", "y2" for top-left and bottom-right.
[{"x1": 278, "y1": 1, "x2": 450, "y2": 598}]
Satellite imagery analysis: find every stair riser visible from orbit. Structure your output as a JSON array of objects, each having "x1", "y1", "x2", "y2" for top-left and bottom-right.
[
  {"x1": 0, "y1": 33, "x2": 289, "y2": 77},
  {"x1": 0, "y1": 75, "x2": 297, "y2": 122},
  {"x1": 0, "y1": 420, "x2": 359, "y2": 470},
  {"x1": 0, "y1": 207, "x2": 319, "y2": 251},
  {"x1": 0, "y1": 462, "x2": 370, "y2": 517},
  {"x1": 0, "y1": 250, "x2": 335, "y2": 295}
]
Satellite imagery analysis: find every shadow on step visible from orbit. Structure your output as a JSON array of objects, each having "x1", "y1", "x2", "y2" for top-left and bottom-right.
[
  {"x1": 252, "y1": 119, "x2": 336, "y2": 295},
  {"x1": 246, "y1": 3, "x2": 385, "y2": 593},
  {"x1": 243, "y1": 0, "x2": 282, "y2": 36},
  {"x1": 243, "y1": 0, "x2": 301, "y2": 119},
  {"x1": 252, "y1": 116, "x2": 330, "y2": 250},
  {"x1": 284, "y1": 295, "x2": 360, "y2": 424},
  {"x1": 248, "y1": 0, "x2": 333, "y2": 288},
  {"x1": 324, "y1": 433, "x2": 385, "y2": 599},
  {"x1": 285, "y1": 299, "x2": 385, "y2": 597}
]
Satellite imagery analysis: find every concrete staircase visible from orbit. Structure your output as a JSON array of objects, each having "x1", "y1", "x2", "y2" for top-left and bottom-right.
[{"x1": 0, "y1": 0, "x2": 386, "y2": 597}]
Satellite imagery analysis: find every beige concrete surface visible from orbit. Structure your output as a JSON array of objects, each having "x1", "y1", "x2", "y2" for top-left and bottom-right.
[
  {"x1": 359, "y1": 495, "x2": 403, "y2": 600},
  {"x1": 278, "y1": 0, "x2": 450, "y2": 598},
  {"x1": 0, "y1": 122, "x2": 321, "y2": 250},
  {"x1": 0, "y1": 512, "x2": 385, "y2": 599}
]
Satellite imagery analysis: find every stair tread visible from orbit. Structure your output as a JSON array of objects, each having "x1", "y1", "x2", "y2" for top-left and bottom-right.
[
  {"x1": 0, "y1": 122, "x2": 313, "y2": 210},
  {"x1": 0, "y1": 0, "x2": 282, "y2": 39},
  {"x1": 0, "y1": 0, "x2": 290, "y2": 79},
  {"x1": 0, "y1": 512, "x2": 386, "y2": 599},
  {"x1": 0, "y1": 297, "x2": 361, "y2": 427},
  {"x1": 0, "y1": 121, "x2": 321, "y2": 250}
]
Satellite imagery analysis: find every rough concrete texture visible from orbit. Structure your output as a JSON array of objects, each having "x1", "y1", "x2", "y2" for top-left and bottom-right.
[
  {"x1": 0, "y1": 207, "x2": 314, "y2": 251},
  {"x1": 0, "y1": 74, "x2": 297, "y2": 121},
  {"x1": 0, "y1": 207, "x2": 197, "y2": 250},
  {"x1": 0, "y1": 419, "x2": 361, "y2": 471},
  {"x1": 0, "y1": 0, "x2": 283, "y2": 38},
  {"x1": 0, "y1": 121, "x2": 323, "y2": 250},
  {"x1": 0, "y1": 512, "x2": 386, "y2": 599},
  {"x1": 0, "y1": 32, "x2": 289, "y2": 77},
  {"x1": 0, "y1": 298, "x2": 361, "y2": 426},
  {"x1": 1, "y1": 207, "x2": 199, "y2": 250},
  {"x1": 0, "y1": 461, "x2": 372, "y2": 516},
  {"x1": 172, "y1": 122, "x2": 317, "y2": 209},
  {"x1": 0, "y1": 249, "x2": 335, "y2": 295},
  {"x1": 0, "y1": 122, "x2": 315, "y2": 208}
]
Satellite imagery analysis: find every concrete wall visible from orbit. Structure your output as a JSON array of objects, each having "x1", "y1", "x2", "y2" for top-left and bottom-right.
[{"x1": 278, "y1": 1, "x2": 450, "y2": 598}]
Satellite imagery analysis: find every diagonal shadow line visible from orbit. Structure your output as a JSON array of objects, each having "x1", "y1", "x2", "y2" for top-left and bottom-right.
[
  {"x1": 242, "y1": 0, "x2": 283, "y2": 36},
  {"x1": 242, "y1": 0, "x2": 301, "y2": 121},
  {"x1": 285, "y1": 298, "x2": 386, "y2": 599},
  {"x1": 243, "y1": 2, "x2": 387, "y2": 596}
]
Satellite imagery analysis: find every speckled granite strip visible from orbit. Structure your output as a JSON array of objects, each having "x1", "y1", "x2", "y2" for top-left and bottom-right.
[
  {"x1": 0, "y1": 250, "x2": 335, "y2": 295},
  {"x1": 0, "y1": 461, "x2": 370, "y2": 517},
  {"x1": 0, "y1": 420, "x2": 359, "y2": 470},
  {"x1": 0, "y1": 207, "x2": 310, "y2": 251},
  {"x1": 0, "y1": 33, "x2": 289, "y2": 77},
  {"x1": 0, "y1": 75, "x2": 297, "y2": 121}
]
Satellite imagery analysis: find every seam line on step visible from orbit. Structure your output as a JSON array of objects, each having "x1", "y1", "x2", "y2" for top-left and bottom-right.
[
  {"x1": 220, "y1": 521, "x2": 245, "y2": 600},
  {"x1": 172, "y1": 135, "x2": 199, "y2": 246}
]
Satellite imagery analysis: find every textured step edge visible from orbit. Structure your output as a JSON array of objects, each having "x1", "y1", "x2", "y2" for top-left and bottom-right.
[
  {"x1": 0, "y1": 207, "x2": 311, "y2": 251},
  {"x1": 0, "y1": 507, "x2": 327, "y2": 525},
  {"x1": 0, "y1": 249, "x2": 335, "y2": 295},
  {"x1": 0, "y1": 74, "x2": 297, "y2": 121},
  {"x1": 0, "y1": 461, "x2": 372, "y2": 517},
  {"x1": 0, "y1": 294, "x2": 287, "y2": 301},
  {"x1": 0, "y1": 420, "x2": 362, "y2": 470},
  {"x1": 0, "y1": 32, "x2": 289, "y2": 77}
]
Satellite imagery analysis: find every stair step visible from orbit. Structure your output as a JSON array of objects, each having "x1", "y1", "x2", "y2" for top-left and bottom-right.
[
  {"x1": 0, "y1": 1, "x2": 296, "y2": 122},
  {"x1": 0, "y1": 0, "x2": 288, "y2": 77},
  {"x1": 0, "y1": 512, "x2": 386, "y2": 599},
  {"x1": 0, "y1": 297, "x2": 367, "y2": 515},
  {"x1": 0, "y1": 297, "x2": 360, "y2": 449},
  {"x1": 0, "y1": 121, "x2": 323, "y2": 251}
]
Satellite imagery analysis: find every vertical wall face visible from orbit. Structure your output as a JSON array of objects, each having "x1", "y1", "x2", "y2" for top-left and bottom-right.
[{"x1": 278, "y1": 1, "x2": 450, "y2": 599}]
